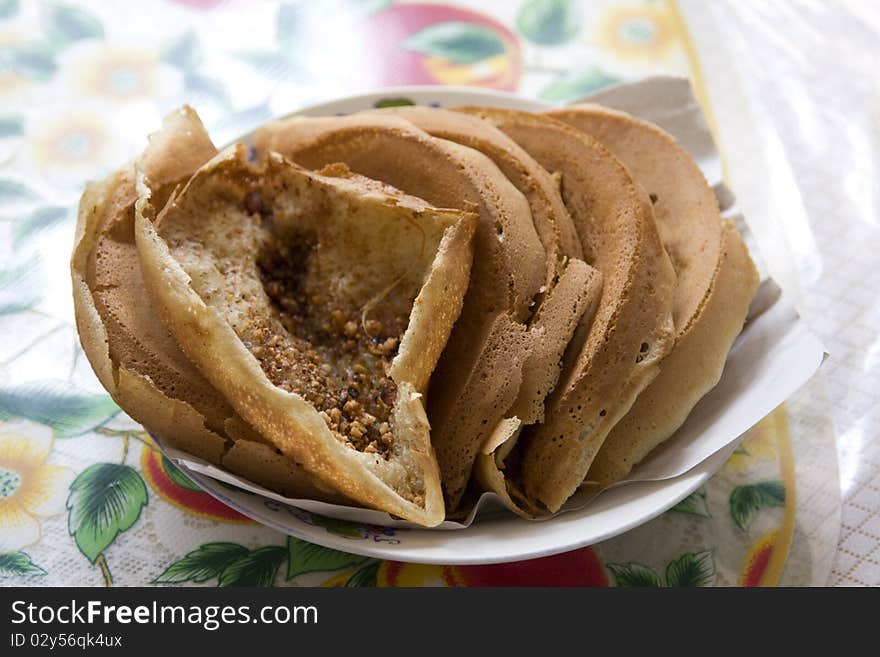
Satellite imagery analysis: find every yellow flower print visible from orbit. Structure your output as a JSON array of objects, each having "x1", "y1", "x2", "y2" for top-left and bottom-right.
[
  {"x1": 726, "y1": 413, "x2": 780, "y2": 474},
  {"x1": 77, "y1": 50, "x2": 156, "y2": 100},
  {"x1": 0, "y1": 424, "x2": 75, "y2": 553},
  {"x1": 31, "y1": 114, "x2": 109, "y2": 167},
  {"x1": 0, "y1": 32, "x2": 32, "y2": 96},
  {"x1": 595, "y1": 4, "x2": 677, "y2": 62}
]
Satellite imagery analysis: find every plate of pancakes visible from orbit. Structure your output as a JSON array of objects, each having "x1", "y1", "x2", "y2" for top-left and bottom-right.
[{"x1": 71, "y1": 79, "x2": 823, "y2": 563}]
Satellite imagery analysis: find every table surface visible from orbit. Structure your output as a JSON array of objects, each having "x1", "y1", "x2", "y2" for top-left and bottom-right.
[{"x1": 0, "y1": 0, "x2": 874, "y2": 587}]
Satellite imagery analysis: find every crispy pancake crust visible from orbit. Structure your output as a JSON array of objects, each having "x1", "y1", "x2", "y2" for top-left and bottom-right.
[
  {"x1": 461, "y1": 107, "x2": 676, "y2": 513},
  {"x1": 370, "y1": 107, "x2": 604, "y2": 514},
  {"x1": 372, "y1": 106, "x2": 601, "y2": 421},
  {"x1": 72, "y1": 107, "x2": 231, "y2": 463},
  {"x1": 375, "y1": 106, "x2": 586, "y2": 282},
  {"x1": 547, "y1": 105, "x2": 759, "y2": 486},
  {"x1": 71, "y1": 107, "x2": 348, "y2": 504},
  {"x1": 135, "y1": 145, "x2": 477, "y2": 526},
  {"x1": 473, "y1": 256, "x2": 603, "y2": 517}
]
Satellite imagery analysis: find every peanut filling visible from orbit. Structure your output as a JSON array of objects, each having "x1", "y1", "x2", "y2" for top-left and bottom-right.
[{"x1": 242, "y1": 203, "x2": 405, "y2": 458}]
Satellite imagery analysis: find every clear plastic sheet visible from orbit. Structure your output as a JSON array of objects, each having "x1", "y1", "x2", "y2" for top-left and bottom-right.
[{"x1": 682, "y1": 0, "x2": 879, "y2": 586}]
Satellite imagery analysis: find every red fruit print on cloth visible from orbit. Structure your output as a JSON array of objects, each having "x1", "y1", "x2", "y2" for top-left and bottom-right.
[{"x1": 360, "y1": 2, "x2": 522, "y2": 90}]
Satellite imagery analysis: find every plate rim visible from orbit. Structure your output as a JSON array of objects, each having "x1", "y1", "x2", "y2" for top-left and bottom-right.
[{"x1": 176, "y1": 444, "x2": 733, "y2": 565}]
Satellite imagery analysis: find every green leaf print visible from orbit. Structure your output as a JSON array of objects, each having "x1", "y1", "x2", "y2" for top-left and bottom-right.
[
  {"x1": 13, "y1": 206, "x2": 69, "y2": 246},
  {"x1": 373, "y1": 98, "x2": 416, "y2": 108},
  {"x1": 161, "y1": 30, "x2": 201, "y2": 71},
  {"x1": 351, "y1": 0, "x2": 392, "y2": 16},
  {"x1": 235, "y1": 50, "x2": 282, "y2": 70},
  {"x1": 0, "y1": 178, "x2": 38, "y2": 202},
  {"x1": 402, "y1": 22, "x2": 506, "y2": 65},
  {"x1": 310, "y1": 514, "x2": 365, "y2": 539},
  {"x1": 45, "y1": 2, "x2": 104, "y2": 46},
  {"x1": 0, "y1": 255, "x2": 44, "y2": 315},
  {"x1": 539, "y1": 68, "x2": 620, "y2": 103},
  {"x1": 67, "y1": 463, "x2": 148, "y2": 563},
  {"x1": 286, "y1": 537, "x2": 371, "y2": 580},
  {"x1": 4, "y1": 43, "x2": 57, "y2": 81},
  {"x1": 275, "y1": 2, "x2": 302, "y2": 49},
  {"x1": 664, "y1": 550, "x2": 716, "y2": 587},
  {"x1": 210, "y1": 102, "x2": 274, "y2": 137},
  {"x1": 609, "y1": 550, "x2": 716, "y2": 587},
  {"x1": 729, "y1": 481, "x2": 785, "y2": 531},
  {"x1": 0, "y1": 116, "x2": 23, "y2": 138},
  {"x1": 183, "y1": 71, "x2": 231, "y2": 109},
  {"x1": 0, "y1": 551, "x2": 47, "y2": 577},
  {"x1": 217, "y1": 545, "x2": 287, "y2": 587},
  {"x1": 153, "y1": 543, "x2": 249, "y2": 584},
  {"x1": 0, "y1": 379, "x2": 119, "y2": 437},
  {"x1": 670, "y1": 489, "x2": 711, "y2": 518},
  {"x1": 606, "y1": 562, "x2": 661, "y2": 587},
  {"x1": 0, "y1": 0, "x2": 19, "y2": 20},
  {"x1": 161, "y1": 455, "x2": 203, "y2": 492},
  {"x1": 517, "y1": 0, "x2": 581, "y2": 46},
  {"x1": 234, "y1": 51, "x2": 303, "y2": 81},
  {"x1": 344, "y1": 560, "x2": 380, "y2": 587}
]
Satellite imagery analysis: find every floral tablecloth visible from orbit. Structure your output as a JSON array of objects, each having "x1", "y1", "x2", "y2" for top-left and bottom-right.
[{"x1": 0, "y1": 0, "x2": 849, "y2": 587}]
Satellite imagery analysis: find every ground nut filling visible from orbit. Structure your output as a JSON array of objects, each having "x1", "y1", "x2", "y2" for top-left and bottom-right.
[{"x1": 245, "y1": 217, "x2": 406, "y2": 459}]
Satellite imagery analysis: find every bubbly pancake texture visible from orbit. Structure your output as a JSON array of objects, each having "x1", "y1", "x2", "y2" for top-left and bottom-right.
[
  {"x1": 460, "y1": 107, "x2": 676, "y2": 513},
  {"x1": 547, "y1": 104, "x2": 759, "y2": 486}
]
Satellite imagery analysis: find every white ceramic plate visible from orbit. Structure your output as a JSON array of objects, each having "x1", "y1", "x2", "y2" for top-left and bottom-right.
[{"x1": 169, "y1": 86, "x2": 737, "y2": 565}]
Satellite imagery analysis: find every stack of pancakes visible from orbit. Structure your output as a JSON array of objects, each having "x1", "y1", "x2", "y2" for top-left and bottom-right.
[{"x1": 72, "y1": 101, "x2": 758, "y2": 527}]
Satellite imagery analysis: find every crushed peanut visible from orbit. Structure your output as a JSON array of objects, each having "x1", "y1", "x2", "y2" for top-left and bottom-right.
[{"x1": 246, "y1": 226, "x2": 406, "y2": 457}]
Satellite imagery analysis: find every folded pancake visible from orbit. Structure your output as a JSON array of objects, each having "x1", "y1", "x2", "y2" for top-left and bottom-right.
[
  {"x1": 253, "y1": 114, "x2": 547, "y2": 512},
  {"x1": 474, "y1": 257, "x2": 602, "y2": 516},
  {"x1": 460, "y1": 107, "x2": 676, "y2": 513},
  {"x1": 370, "y1": 106, "x2": 601, "y2": 420},
  {"x1": 135, "y1": 144, "x2": 477, "y2": 526},
  {"x1": 366, "y1": 106, "x2": 604, "y2": 514},
  {"x1": 547, "y1": 104, "x2": 759, "y2": 486},
  {"x1": 373, "y1": 106, "x2": 587, "y2": 287},
  {"x1": 71, "y1": 106, "x2": 341, "y2": 501}
]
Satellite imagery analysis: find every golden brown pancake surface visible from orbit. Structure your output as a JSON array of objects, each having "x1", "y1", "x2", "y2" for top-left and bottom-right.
[
  {"x1": 72, "y1": 107, "x2": 346, "y2": 502},
  {"x1": 547, "y1": 104, "x2": 759, "y2": 486},
  {"x1": 460, "y1": 107, "x2": 676, "y2": 513},
  {"x1": 368, "y1": 106, "x2": 605, "y2": 515}
]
